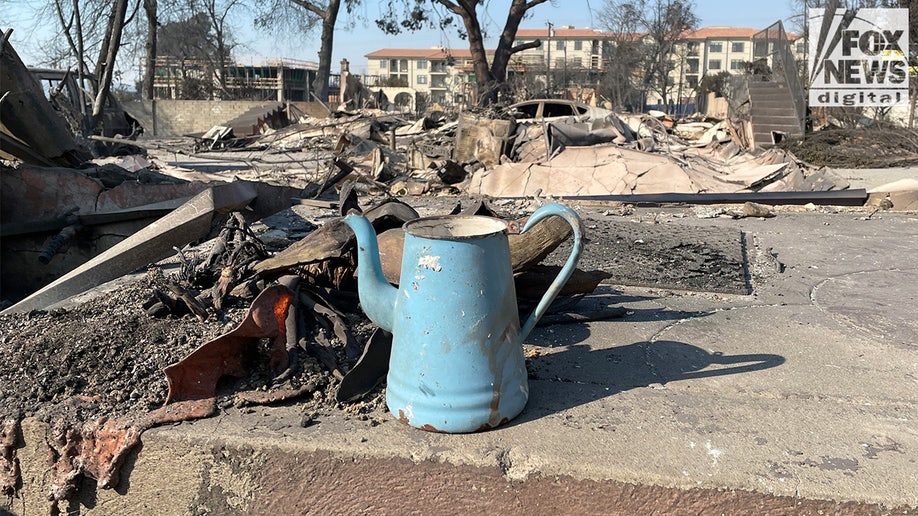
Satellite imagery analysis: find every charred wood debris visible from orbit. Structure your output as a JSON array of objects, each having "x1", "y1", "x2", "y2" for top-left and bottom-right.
[{"x1": 1, "y1": 34, "x2": 915, "y2": 507}]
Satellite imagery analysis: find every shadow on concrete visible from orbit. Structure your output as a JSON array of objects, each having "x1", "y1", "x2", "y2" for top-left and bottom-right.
[
  {"x1": 530, "y1": 291, "x2": 712, "y2": 334},
  {"x1": 518, "y1": 340, "x2": 786, "y2": 424}
]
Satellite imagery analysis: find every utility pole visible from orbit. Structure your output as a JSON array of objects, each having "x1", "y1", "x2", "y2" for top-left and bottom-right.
[{"x1": 546, "y1": 21, "x2": 553, "y2": 97}]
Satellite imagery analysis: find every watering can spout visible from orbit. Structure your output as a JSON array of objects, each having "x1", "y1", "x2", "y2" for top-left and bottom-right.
[{"x1": 344, "y1": 212, "x2": 397, "y2": 333}]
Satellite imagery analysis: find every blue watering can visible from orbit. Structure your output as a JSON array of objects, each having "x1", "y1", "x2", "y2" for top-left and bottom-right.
[{"x1": 344, "y1": 203, "x2": 583, "y2": 433}]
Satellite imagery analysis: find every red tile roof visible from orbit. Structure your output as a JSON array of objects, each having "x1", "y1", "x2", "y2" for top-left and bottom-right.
[
  {"x1": 683, "y1": 27, "x2": 761, "y2": 39},
  {"x1": 685, "y1": 26, "x2": 800, "y2": 41},
  {"x1": 516, "y1": 27, "x2": 611, "y2": 39},
  {"x1": 364, "y1": 48, "x2": 493, "y2": 58},
  {"x1": 366, "y1": 26, "x2": 800, "y2": 59}
]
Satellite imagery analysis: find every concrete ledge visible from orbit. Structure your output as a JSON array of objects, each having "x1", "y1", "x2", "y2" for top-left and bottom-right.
[{"x1": 6, "y1": 411, "x2": 904, "y2": 515}]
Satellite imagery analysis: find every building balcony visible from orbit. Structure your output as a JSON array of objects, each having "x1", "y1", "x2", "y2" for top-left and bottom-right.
[{"x1": 223, "y1": 77, "x2": 282, "y2": 89}]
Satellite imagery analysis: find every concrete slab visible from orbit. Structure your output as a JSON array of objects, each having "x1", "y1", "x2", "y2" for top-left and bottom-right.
[
  {"x1": 6, "y1": 207, "x2": 918, "y2": 514},
  {"x1": 830, "y1": 166, "x2": 918, "y2": 191}
]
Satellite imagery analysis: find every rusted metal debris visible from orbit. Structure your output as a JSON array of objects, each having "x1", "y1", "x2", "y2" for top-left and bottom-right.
[
  {"x1": 47, "y1": 418, "x2": 145, "y2": 501},
  {"x1": 160, "y1": 284, "x2": 294, "y2": 417},
  {"x1": 1, "y1": 420, "x2": 19, "y2": 499}
]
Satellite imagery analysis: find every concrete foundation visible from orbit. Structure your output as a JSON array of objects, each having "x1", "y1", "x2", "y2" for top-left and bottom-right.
[
  {"x1": 4, "y1": 207, "x2": 917, "y2": 514},
  {"x1": 123, "y1": 100, "x2": 330, "y2": 137}
]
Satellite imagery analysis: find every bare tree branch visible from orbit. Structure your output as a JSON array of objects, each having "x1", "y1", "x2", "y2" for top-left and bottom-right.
[
  {"x1": 509, "y1": 38, "x2": 541, "y2": 54},
  {"x1": 290, "y1": 0, "x2": 327, "y2": 18}
]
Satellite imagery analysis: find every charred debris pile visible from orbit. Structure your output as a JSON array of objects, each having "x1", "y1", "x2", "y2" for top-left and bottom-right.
[{"x1": 2, "y1": 34, "x2": 915, "y2": 508}]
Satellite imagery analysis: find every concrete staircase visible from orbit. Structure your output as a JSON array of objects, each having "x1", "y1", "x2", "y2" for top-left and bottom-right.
[{"x1": 748, "y1": 81, "x2": 804, "y2": 148}]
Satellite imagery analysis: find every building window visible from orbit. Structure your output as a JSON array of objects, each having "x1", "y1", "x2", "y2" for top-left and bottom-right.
[
  {"x1": 417, "y1": 75, "x2": 427, "y2": 84},
  {"x1": 687, "y1": 75, "x2": 698, "y2": 89},
  {"x1": 417, "y1": 59, "x2": 427, "y2": 69},
  {"x1": 709, "y1": 42, "x2": 723, "y2": 53},
  {"x1": 732, "y1": 42, "x2": 744, "y2": 53},
  {"x1": 709, "y1": 59, "x2": 722, "y2": 70},
  {"x1": 687, "y1": 58, "x2": 699, "y2": 73},
  {"x1": 687, "y1": 41, "x2": 700, "y2": 56},
  {"x1": 380, "y1": 60, "x2": 387, "y2": 69},
  {"x1": 796, "y1": 41, "x2": 806, "y2": 54},
  {"x1": 730, "y1": 59, "x2": 743, "y2": 70},
  {"x1": 574, "y1": 40, "x2": 582, "y2": 51},
  {"x1": 556, "y1": 40, "x2": 565, "y2": 51},
  {"x1": 399, "y1": 59, "x2": 408, "y2": 72}
]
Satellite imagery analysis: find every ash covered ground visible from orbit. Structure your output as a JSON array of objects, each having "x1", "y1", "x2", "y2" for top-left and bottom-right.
[
  {"x1": 0, "y1": 268, "x2": 386, "y2": 430},
  {"x1": 0, "y1": 204, "x2": 751, "y2": 432}
]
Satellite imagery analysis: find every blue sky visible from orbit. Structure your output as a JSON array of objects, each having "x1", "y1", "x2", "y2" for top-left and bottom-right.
[
  {"x1": 248, "y1": 0, "x2": 797, "y2": 73},
  {"x1": 2, "y1": 0, "x2": 796, "y2": 76}
]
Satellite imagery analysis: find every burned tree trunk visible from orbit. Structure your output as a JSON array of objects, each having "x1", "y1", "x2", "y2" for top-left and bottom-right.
[
  {"x1": 142, "y1": 0, "x2": 157, "y2": 101},
  {"x1": 435, "y1": 0, "x2": 548, "y2": 106},
  {"x1": 91, "y1": 0, "x2": 129, "y2": 131},
  {"x1": 289, "y1": 0, "x2": 343, "y2": 104},
  {"x1": 311, "y1": 0, "x2": 341, "y2": 103}
]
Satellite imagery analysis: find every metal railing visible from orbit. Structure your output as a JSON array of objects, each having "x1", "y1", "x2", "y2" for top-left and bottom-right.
[{"x1": 752, "y1": 21, "x2": 806, "y2": 133}]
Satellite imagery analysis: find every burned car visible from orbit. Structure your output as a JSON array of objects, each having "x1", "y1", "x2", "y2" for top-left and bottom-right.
[
  {"x1": 503, "y1": 99, "x2": 633, "y2": 159},
  {"x1": 506, "y1": 99, "x2": 614, "y2": 123}
]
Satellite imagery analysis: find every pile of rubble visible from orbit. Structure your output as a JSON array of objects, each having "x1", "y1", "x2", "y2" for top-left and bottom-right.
[
  {"x1": 3, "y1": 35, "x2": 916, "y2": 509},
  {"x1": 187, "y1": 105, "x2": 861, "y2": 201}
]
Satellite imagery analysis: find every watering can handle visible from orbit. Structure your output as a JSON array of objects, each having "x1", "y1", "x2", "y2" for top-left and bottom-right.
[{"x1": 518, "y1": 203, "x2": 584, "y2": 342}]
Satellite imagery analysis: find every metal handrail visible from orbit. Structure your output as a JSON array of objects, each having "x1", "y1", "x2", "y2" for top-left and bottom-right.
[{"x1": 751, "y1": 21, "x2": 806, "y2": 133}]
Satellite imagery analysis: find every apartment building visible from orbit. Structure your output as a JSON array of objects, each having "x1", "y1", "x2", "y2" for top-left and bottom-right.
[
  {"x1": 364, "y1": 47, "x2": 494, "y2": 108},
  {"x1": 364, "y1": 25, "x2": 801, "y2": 110},
  {"x1": 512, "y1": 26, "x2": 610, "y2": 73},
  {"x1": 512, "y1": 25, "x2": 801, "y2": 107},
  {"x1": 152, "y1": 57, "x2": 321, "y2": 101}
]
